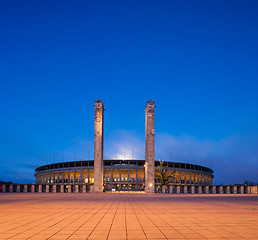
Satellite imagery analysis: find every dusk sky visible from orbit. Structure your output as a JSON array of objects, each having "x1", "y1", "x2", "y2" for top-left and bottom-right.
[{"x1": 0, "y1": 1, "x2": 258, "y2": 184}]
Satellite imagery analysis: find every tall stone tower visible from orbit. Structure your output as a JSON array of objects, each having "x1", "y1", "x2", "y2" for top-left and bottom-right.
[
  {"x1": 145, "y1": 99, "x2": 155, "y2": 193},
  {"x1": 94, "y1": 99, "x2": 104, "y2": 193}
]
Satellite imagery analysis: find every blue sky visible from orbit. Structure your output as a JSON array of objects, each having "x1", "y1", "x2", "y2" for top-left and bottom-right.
[{"x1": 0, "y1": 0, "x2": 258, "y2": 184}]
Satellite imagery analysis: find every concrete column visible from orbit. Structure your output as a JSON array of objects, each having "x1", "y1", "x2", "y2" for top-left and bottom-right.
[
  {"x1": 189, "y1": 173, "x2": 192, "y2": 185},
  {"x1": 75, "y1": 185, "x2": 79, "y2": 193},
  {"x1": 145, "y1": 99, "x2": 155, "y2": 193},
  {"x1": 212, "y1": 186, "x2": 216, "y2": 194},
  {"x1": 57, "y1": 172, "x2": 59, "y2": 184},
  {"x1": 62, "y1": 172, "x2": 64, "y2": 184},
  {"x1": 205, "y1": 186, "x2": 209, "y2": 194},
  {"x1": 198, "y1": 186, "x2": 202, "y2": 194},
  {"x1": 193, "y1": 174, "x2": 196, "y2": 185},
  {"x1": 2, "y1": 185, "x2": 6, "y2": 192},
  {"x1": 111, "y1": 169, "x2": 113, "y2": 189},
  {"x1": 61, "y1": 185, "x2": 64, "y2": 193},
  {"x1": 219, "y1": 186, "x2": 223, "y2": 194},
  {"x1": 53, "y1": 173, "x2": 55, "y2": 184},
  {"x1": 247, "y1": 186, "x2": 251, "y2": 194},
  {"x1": 176, "y1": 185, "x2": 181, "y2": 194},
  {"x1": 24, "y1": 185, "x2": 27, "y2": 193},
  {"x1": 46, "y1": 185, "x2": 49, "y2": 193},
  {"x1": 53, "y1": 185, "x2": 57, "y2": 193},
  {"x1": 128, "y1": 170, "x2": 130, "y2": 190},
  {"x1": 68, "y1": 185, "x2": 71, "y2": 193},
  {"x1": 31, "y1": 185, "x2": 35, "y2": 193},
  {"x1": 68, "y1": 171, "x2": 70, "y2": 184},
  {"x1": 226, "y1": 186, "x2": 231, "y2": 194},
  {"x1": 9, "y1": 185, "x2": 13, "y2": 192},
  {"x1": 87, "y1": 170, "x2": 90, "y2": 189},
  {"x1": 233, "y1": 186, "x2": 237, "y2": 194},
  {"x1": 119, "y1": 169, "x2": 121, "y2": 191},
  {"x1": 169, "y1": 185, "x2": 173, "y2": 193},
  {"x1": 90, "y1": 185, "x2": 94, "y2": 192},
  {"x1": 38, "y1": 185, "x2": 42, "y2": 193},
  {"x1": 94, "y1": 99, "x2": 104, "y2": 193},
  {"x1": 136, "y1": 170, "x2": 138, "y2": 189},
  {"x1": 184, "y1": 172, "x2": 187, "y2": 185},
  {"x1": 191, "y1": 186, "x2": 195, "y2": 194},
  {"x1": 197, "y1": 174, "x2": 200, "y2": 185},
  {"x1": 80, "y1": 170, "x2": 82, "y2": 184},
  {"x1": 240, "y1": 186, "x2": 244, "y2": 194},
  {"x1": 184, "y1": 185, "x2": 188, "y2": 193},
  {"x1": 83, "y1": 185, "x2": 86, "y2": 193},
  {"x1": 179, "y1": 172, "x2": 181, "y2": 185},
  {"x1": 73, "y1": 171, "x2": 76, "y2": 184},
  {"x1": 17, "y1": 185, "x2": 20, "y2": 193},
  {"x1": 173, "y1": 172, "x2": 175, "y2": 185}
]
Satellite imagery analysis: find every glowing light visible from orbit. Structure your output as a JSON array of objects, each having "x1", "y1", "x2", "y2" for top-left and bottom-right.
[{"x1": 150, "y1": 183, "x2": 153, "y2": 187}]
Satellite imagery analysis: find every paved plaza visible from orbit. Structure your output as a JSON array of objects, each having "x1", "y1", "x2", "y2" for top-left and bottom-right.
[{"x1": 0, "y1": 193, "x2": 258, "y2": 239}]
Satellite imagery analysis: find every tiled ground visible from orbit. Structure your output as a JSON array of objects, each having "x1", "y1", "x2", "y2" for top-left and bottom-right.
[{"x1": 0, "y1": 193, "x2": 258, "y2": 239}]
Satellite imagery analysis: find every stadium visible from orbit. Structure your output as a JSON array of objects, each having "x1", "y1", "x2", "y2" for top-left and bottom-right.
[{"x1": 35, "y1": 159, "x2": 213, "y2": 192}]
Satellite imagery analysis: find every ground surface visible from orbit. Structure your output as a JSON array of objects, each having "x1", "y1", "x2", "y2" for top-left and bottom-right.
[{"x1": 0, "y1": 193, "x2": 258, "y2": 240}]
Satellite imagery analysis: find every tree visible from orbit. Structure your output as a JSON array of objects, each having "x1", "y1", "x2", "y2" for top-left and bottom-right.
[{"x1": 155, "y1": 160, "x2": 174, "y2": 187}]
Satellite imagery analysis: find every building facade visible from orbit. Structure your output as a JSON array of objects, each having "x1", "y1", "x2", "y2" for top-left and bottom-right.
[{"x1": 35, "y1": 160, "x2": 214, "y2": 192}]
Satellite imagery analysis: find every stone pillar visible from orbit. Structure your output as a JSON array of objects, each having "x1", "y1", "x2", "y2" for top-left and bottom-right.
[
  {"x1": 83, "y1": 185, "x2": 86, "y2": 193},
  {"x1": 198, "y1": 186, "x2": 202, "y2": 194},
  {"x1": 169, "y1": 185, "x2": 173, "y2": 193},
  {"x1": 189, "y1": 173, "x2": 192, "y2": 185},
  {"x1": 80, "y1": 170, "x2": 82, "y2": 184},
  {"x1": 179, "y1": 172, "x2": 181, "y2": 185},
  {"x1": 212, "y1": 186, "x2": 216, "y2": 194},
  {"x1": 183, "y1": 185, "x2": 188, "y2": 193},
  {"x1": 219, "y1": 186, "x2": 223, "y2": 194},
  {"x1": 111, "y1": 170, "x2": 113, "y2": 189},
  {"x1": 57, "y1": 173, "x2": 59, "y2": 184},
  {"x1": 38, "y1": 185, "x2": 42, "y2": 193},
  {"x1": 240, "y1": 186, "x2": 244, "y2": 194},
  {"x1": 191, "y1": 186, "x2": 195, "y2": 194},
  {"x1": 94, "y1": 99, "x2": 104, "y2": 193},
  {"x1": 226, "y1": 186, "x2": 231, "y2": 194},
  {"x1": 61, "y1": 185, "x2": 64, "y2": 193},
  {"x1": 205, "y1": 186, "x2": 209, "y2": 194},
  {"x1": 136, "y1": 170, "x2": 138, "y2": 189},
  {"x1": 193, "y1": 174, "x2": 196, "y2": 185},
  {"x1": 2, "y1": 185, "x2": 6, "y2": 192},
  {"x1": 184, "y1": 173, "x2": 187, "y2": 185},
  {"x1": 162, "y1": 186, "x2": 166, "y2": 193},
  {"x1": 233, "y1": 186, "x2": 237, "y2": 194},
  {"x1": 128, "y1": 170, "x2": 130, "y2": 190},
  {"x1": 53, "y1": 185, "x2": 57, "y2": 193},
  {"x1": 46, "y1": 185, "x2": 49, "y2": 193},
  {"x1": 68, "y1": 185, "x2": 71, "y2": 193},
  {"x1": 119, "y1": 170, "x2": 121, "y2": 191},
  {"x1": 62, "y1": 172, "x2": 64, "y2": 184},
  {"x1": 87, "y1": 170, "x2": 90, "y2": 189},
  {"x1": 197, "y1": 174, "x2": 200, "y2": 185},
  {"x1": 9, "y1": 185, "x2": 13, "y2": 192},
  {"x1": 31, "y1": 185, "x2": 35, "y2": 193},
  {"x1": 90, "y1": 185, "x2": 94, "y2": 192},
  {"x1": 24, "y1": 185, "x2": 28, "y2": 193},
  {"x1": 75, "y1": 185, "x2": 79, "y2": 193},
  {"x1": 176, "y1": 185, "x2": 181, "y2": 194},
  {"x1": 17, "y1": 185, "x2": 20, "y2": 193},
  {"x1": 53, "y1": 173, "x2": 55, "y2": 184},
  {"x1": 68, "y1": 171, "x2": 70, "y2": 184},
  {"x1": 247, "y1": 186, "x2": 251, "y2": 194},
  {"x1": 145, "y1": 99, "x2": 155, "y2": 193},
  {"x1": 73, "y1": 171, "x2": 76, "y2": 184}
]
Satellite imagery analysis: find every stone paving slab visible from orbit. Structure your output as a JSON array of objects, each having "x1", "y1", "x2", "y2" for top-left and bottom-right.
[{"x1": 0, "y1": 193, "x2": 258, "y2": 239}]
